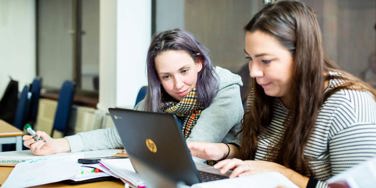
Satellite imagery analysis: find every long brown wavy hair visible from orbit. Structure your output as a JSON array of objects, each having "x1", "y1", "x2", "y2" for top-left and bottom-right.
[{"x1": 240, "y1": 0, "x2": 376, "y2": 175}]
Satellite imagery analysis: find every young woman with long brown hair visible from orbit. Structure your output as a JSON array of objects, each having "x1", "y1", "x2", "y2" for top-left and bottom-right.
[{"x1": 189, "y1": 1, "x2": 376, "y2": 187}]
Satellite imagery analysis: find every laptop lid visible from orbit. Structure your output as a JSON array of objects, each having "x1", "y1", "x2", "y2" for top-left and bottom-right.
[{"x1": 108, "y1": 108, "x2": 202, "y2": 186}]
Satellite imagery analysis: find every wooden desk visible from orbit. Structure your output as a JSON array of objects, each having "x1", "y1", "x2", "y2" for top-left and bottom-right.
[
  {"x1": 0, "y1": 120, "x2": 23, "y2": 151},
  {"x1": 0, "y1": 166, "x2": 124, "y2": 187}
]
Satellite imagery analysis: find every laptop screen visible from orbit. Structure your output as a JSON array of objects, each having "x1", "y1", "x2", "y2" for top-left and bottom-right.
[{"x1": 109, "y1": 108, "x2": 202, "y2": 186}]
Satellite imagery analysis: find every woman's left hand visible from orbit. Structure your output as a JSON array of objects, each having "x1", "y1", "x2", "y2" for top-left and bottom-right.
[{"x1": 214, "y1": 158, "x2": 287, "y2": 178}]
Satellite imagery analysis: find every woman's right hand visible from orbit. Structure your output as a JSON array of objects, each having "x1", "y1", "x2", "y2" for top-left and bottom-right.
[
  {"x1": 187, "y1": 141, "x2": 229, "y2": 161},
  {"x1": 23, "y1": 131, "x2": 70, "y2": 155}
]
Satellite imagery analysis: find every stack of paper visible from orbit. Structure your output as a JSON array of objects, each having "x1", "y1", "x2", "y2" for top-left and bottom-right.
[
  {"x1": 70, "y1": 166, "x2": 111, "y2": 182},
  {"x1": 98, "y1": 158, "x2": 145, "y2": 188},
  {"x1": 0, "y1": 150, "x2": 74, "y2": 166},
  {"x1": 1, "y1": 149, "x2": 123, "y2": 187},
  {"x1": 0, "y1": 149, "x2": 120, "y2": 166},
  {"x1": 2, "y1": 155, "x2": 80, "y2": 187}
]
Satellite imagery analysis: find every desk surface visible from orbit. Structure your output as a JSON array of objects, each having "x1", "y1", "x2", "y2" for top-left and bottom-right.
[
  {"x1": 0, "y1": 120, "x2": 23, "y2": 137},
  {"x1": 0, "y1": 166, "x2": 124, "y2": 187}
]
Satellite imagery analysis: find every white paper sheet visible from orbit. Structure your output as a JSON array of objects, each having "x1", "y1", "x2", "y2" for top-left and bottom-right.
[
  {"x1": 2, "y1": 155, "x2": 80, "y2": 187},
  {"x1": 0, "y1": 149, "x2": 120, "y2": 166},
  {"x1": 327, "y1": 157, "x2": 376, "y2": 188},
  {"x1": 2, "y1": 149, "x2": 121, "y2": 187},
  {"x1": 99, "y1": 158, "x2": 145, "y2": 187}
]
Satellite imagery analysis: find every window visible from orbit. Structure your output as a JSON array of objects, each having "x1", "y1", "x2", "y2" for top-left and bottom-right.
[{"x1": 37, "y1": 0, "x2": 100, "y2": 93}]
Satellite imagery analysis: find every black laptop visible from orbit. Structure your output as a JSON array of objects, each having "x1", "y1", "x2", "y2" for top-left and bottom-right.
[{"x1": 108, "y1": 108, "x2": 227, "y2": 187}]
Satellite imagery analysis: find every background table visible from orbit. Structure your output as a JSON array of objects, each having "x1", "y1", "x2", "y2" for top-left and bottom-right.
[{"x1": 0, "y1": 120, "x2": 23, "y2": 151}]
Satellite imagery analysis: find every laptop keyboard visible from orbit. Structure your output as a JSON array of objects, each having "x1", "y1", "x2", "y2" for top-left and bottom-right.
[{"x1": 199, "y1": 171, "x2": 227, "y2": 182}]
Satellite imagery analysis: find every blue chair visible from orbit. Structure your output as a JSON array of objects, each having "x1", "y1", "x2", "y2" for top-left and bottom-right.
[
  {"x1": 28, "y1": 77, "x2": 42, "y2": 127},
  {"x1": 13, "y1": 85, "x2": 31, "y2": 130},
  {"x1": 134, "y1": 86, "x2": 147, "y2": 107},
  {"x1": 50, "y1": 80, "x2": 76, "y2": 137}
]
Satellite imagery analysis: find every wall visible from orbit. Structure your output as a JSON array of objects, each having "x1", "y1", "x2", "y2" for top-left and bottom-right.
[
  {"x1": 185, "y1": 0, "x2": 262, "y2": 72},
  {"x1": 155, "y1": 0, "x2": 184, "y2": 33},
  {"x1": 336, "y1": 0, "x2": 375, "y2": 76},
  {"x1": 0, "y1": 0, "x2": 35, "y2": 95},
  {"x1": 303, "y1": 0, "x2": 376, "y2": 77},
  {"x1": 153, "y1": 0, "x2": 261, "y2": 73},
  {"x1": 98, "y1": 0, "x2": 150, "y2": 110}
]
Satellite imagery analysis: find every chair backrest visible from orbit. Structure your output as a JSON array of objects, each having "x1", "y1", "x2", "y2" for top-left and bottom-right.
[
  {"x1": 0, "y1": 78, "x2": 19, "y2": 124},
  {"x1": 28, "y1": 77, "x2": 42, "y2": 127},
  {"x1": 51, "y1": 80, "x2": 76, "y2": 137},
  {"x1": 134, "y1": 86, "x2": 147, "y2": 107},
  {"x1": 13, "y1": 85, "x2": 31, "y2": 130}
]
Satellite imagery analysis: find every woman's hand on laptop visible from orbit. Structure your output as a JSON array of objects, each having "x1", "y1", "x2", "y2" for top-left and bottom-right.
[
  {"x1": 23, "y1": 131, "x2": 70, "y2": 155},
  {"x1": 187, "y1": 141, "x2": 229, "y2": 161},
  {"x1": 213, "y1": 159, "x2": 309, "y2": 187}
]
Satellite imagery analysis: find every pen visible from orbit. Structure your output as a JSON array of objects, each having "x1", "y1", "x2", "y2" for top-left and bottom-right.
[{"x1": 24, "y1": 123, "x2": 44, "y2": 142}]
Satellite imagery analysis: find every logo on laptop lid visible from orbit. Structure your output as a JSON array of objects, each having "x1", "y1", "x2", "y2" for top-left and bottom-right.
[
  {"x1": 113, "y1": 115, "x2": 122, "y2": 120},
  {"x1": 145, "y1": 138, "x2": 157, "y2": 153}
]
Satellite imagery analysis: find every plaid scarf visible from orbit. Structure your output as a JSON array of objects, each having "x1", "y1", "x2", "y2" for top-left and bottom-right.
[{"x1": 161, "y1": 89, "x2": 203, "y2": 138}]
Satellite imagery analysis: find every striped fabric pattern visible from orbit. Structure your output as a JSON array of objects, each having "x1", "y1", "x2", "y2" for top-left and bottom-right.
[{"x1": 254, "y1": 78, "x2": 376, "y2": 188}]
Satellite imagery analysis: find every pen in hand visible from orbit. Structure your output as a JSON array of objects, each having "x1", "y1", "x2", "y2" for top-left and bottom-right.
[{"x1": 24, "y1": 123, "x2": 44, "y2": 142}]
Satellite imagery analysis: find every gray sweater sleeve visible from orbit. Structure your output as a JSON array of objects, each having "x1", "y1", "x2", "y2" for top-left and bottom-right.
[
  {"x1": 186, "y1": 67, "x2": 244, "y2": 144},
  {"x1": 186, "y1": 83, "x2": 243, "y2": 144},
  {"x1": 66, "y1": 127, "x2": 123, "y2": 152},
  {"x1": 66, "y1": 102, "x2": 146, "y2": 152}
]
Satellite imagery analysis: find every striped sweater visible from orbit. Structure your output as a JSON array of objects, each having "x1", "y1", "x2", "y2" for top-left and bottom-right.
[{"x1": 254, "y1": 78, "x2": 376, "y2": 188}]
